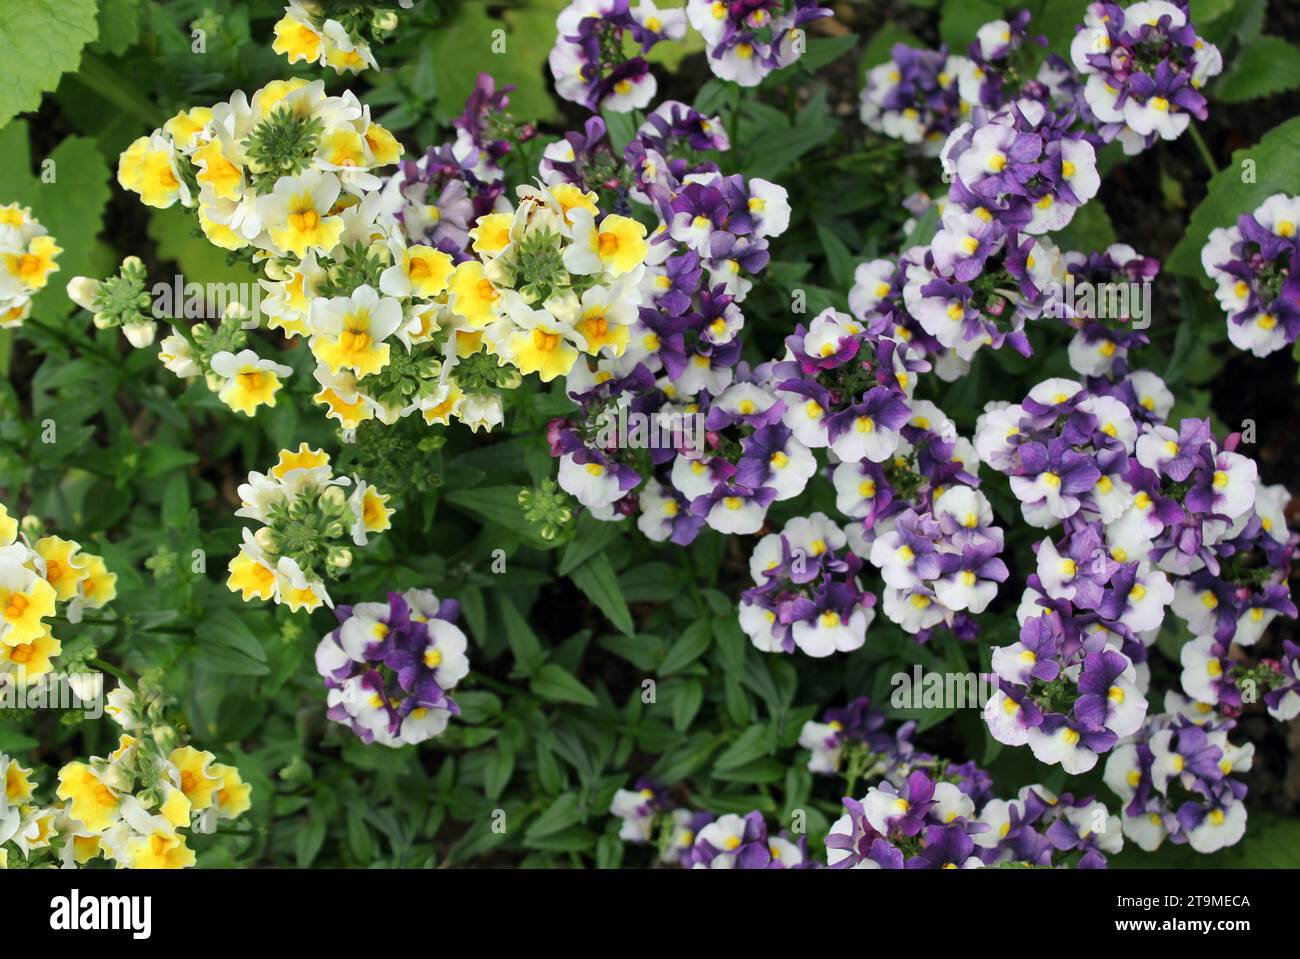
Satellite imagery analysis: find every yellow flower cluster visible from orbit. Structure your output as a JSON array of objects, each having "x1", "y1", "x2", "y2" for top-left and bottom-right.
[
  {"x1": 227, "y1": 445, "x2": 393, "y2": 612},
  {"x1": 0, "y1": 504, "x2": 117, "y2": 684},
  {"x1": 2, "y1": 684, "x2": 251, "y2": 869},
  {"x1": 272, "y1": 2, "x2": 388, "y2": 75},
  {"x1": 43, "y1": 684, "x2": 248, "y2": 869},
  {"x1": 0, "y1": 203, "x2": 60, "y2": 328},
  {"x1": 116, "y1": 77, "x2": 402, "y2": 241},
  {"x1": 444, "y1": 184, "x2": 652, "y2": 384}
]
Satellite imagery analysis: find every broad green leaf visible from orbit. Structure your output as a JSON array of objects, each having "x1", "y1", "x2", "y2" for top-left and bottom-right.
[
  {"x1": 1214, "y1": 35, "x2": 1300, "y2": 103},
  {"x1": 0, "y1": 0, "x2": 99, "y2": 128}
]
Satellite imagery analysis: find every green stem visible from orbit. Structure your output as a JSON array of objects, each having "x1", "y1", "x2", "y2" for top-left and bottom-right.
[
  {"x1": 728, "y1": 86, "x2": 743, "y2": 164},
  {"x1": 1187, "y1": 124, "x2": 1219, "y2": 177},
  {"x1": 89, "y1": 657, "x2": 134, "y2": 692}
]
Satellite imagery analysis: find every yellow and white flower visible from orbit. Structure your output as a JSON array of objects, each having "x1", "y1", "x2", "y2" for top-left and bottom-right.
[
  {"x1": 259, "y1": 170, "x2": 346, "y2": 258},
  {"x1": 309, "y1": 283, "x2": 404, "y2": 377},
  {"x1": 210, "y1": 349, "x2": 293, "y2": 417}
]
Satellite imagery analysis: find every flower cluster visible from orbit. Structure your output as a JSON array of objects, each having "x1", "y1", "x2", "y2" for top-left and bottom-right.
[
  {"x1": 861, "y1": 3, "x2": 1221, "y2": 163},
  {"x1": 550, "y1": 0, "x2": 687, "y2": 112},
  {"x1": 315, "y1": 589, "x2": 469, "y2": 747},
  {"x1": 984, "y1": 602, "x2": 1150, "y2": 773},
  {"x1": 1201, "y1": 193, "x2": 1300, "y2": 357},
  {"x1": 0, "y1": 203, "x2": 60, "y2": 328},
  {"x1": 1050, "y1": 243, "x2": 1157, "y2": 376},
  {"x1": 841, "y1": 398, "x2": 1008, "y2": 639},
  {"x1": 533, "y1": 110, "x2": 796, "y2": 533},
  {"x1": 974, "y1": 370, "x2": 1295, "y2": 780},
  {"x1": 0, "y1": 504, "x2": 117, "y2": 685},
  {"x1": 608, "y1": 782, "x2": 808, "y2": 868},
  {"x1": 799, "y1": 696, "x2": 918, "y2": 783},
  {"x1": 227, "y1": 445, "x2": 393, "y2": 612},
  {"x1": 1071, "y1": 0, "x2": 1222, "y2": 155},
  {"x1": 445, "y1": 182, "x2": 651, "y2": 385},
  {"x1": 1104, "y1": 697, "x2": 1251, "y2": 853},
  {"x1": 1, "y1": 683, "x2": 252, "y2": 869},
  {"x1": 687, "y1": 0, "x2": 833, "y2": 87},
  {"x1": 860, "y1": 44, "x2": 968, "y2": 155},
  {"x1": 272, "y1": 1, "x2": 408, "y2": 74},
  {"x1": 828, "y1": 770, "x2": 1122, "y2": 868},
  {"x1": 738, "y1": 513, "x2": 876, "y2": 657}
]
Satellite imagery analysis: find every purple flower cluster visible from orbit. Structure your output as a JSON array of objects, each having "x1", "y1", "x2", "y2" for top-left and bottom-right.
[
  {"x1": 941, "y1": 101, "x2": 1100, "y2": 236},
  {"x1": 738, "y1": 512, "x2": 876, "y2": 656},
  {"x1": 859, "y1": 44, "x2": 968, "y2": 155},
  {"x1": 687, "y1": 0, "x2": 833, "y2": 87},
  {"x1": 686, "y1": 810, "x2": 811, "y2": 868},
  {"x1": 540, "y1": 111, "x2": 800, "y2": 536},
  {"x1": 957, "y1": 12, "x2": 1075, "y2": 113},
  {"x1": 1071, "y1": 1, "x2": 1222, "y2": 156},
  {"x1": 1104, "y1": 701, "x2": 1251, "y2": 853},
  {"x1": 1201, "y1": 193, "x2": 1300, "y2": 357},
  {"x1": 827, "y1": 771, "x2": 1122, "y2": 868},
  {"x1": 549, "y1": 0, "x2": 686, "y2": 112},
  {"x1": 315, "y1": 589, "x2": 469, "y2": 747},
  {"x1": 608, "y1": 783, "x2": 809, "y2": 868},
  {"x1": 624, "y1": 100, "x2": 730, "y2": 203},
  {"x1": 984, "y1": 605, "x2": 1149, "y2": 773},
  {"x1": 1052, "y1": 244, "x2": 1158, "y2": 376}
]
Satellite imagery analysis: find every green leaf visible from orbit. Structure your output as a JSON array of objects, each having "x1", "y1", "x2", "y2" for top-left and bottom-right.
[
  {"x1": 1167, "y1": 116, "x2": 1300, "y2": 279},
  {"x1": 530, "y1": 663, "x2": 599, "y2": 708},
  {"x1": 569, "y1": 557, "x2": 635, "y2": 636},
  {"x1": 147, "y1": 205, "x2": 261, "y2": 288},
  {"x1": 525, "y1": 793, "x2": 584, "y2": 839},
  {"x1": 499, "y1": 596, "x2": 545, "y2": 675},
  {"x1": 557, "y1": 513, "x2": 623, "y2": 576},
  {"x1": 444, "y1": 486, "x2": 553, "y2": 547},
  {"x1": 483, "y1": 746, "x2": 515, "y2": 799},
  {"x1": 93, "y1": 0, "x2": 140, "y2": 56},
  {"x1": 713, "y1": 724, "x2": 772, "y2": 771},
  {"x1": 294, "y1": 814, "x2": 326, "y2": 867},
  {"x1": 1214, "y1": 35, "x2": 1300, "y2": 103},
  {"x1": 797, "y1": 35, "x2": 858, "y2": 73},
  {"x1": 601, "y1": 108, "x2": 640, "y2": 155},
  {"x1": 346, "y1": 806, "x2": 373, "y2": 863},
  {"x1": 817, "y1": 224, "x2": 856, "y2": 290},
  {"x1": 430, "y1": 0, "x2": 560, "y2": 124},
  {"x1": 670, "y1": 679, "x2": 704, "y2": 732},
  {"x1": 903, "y1": 202, "x2": 941, "y2": 249},
  {"x1": 0, "y1": 0, "x2": 99, "y2": 128},
  {"x1": 195, "y1": 608, "x2": 268, "y2": 676},
  {"x1": 658, "y1": 619, "x2": 712, "y2": 676}
]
